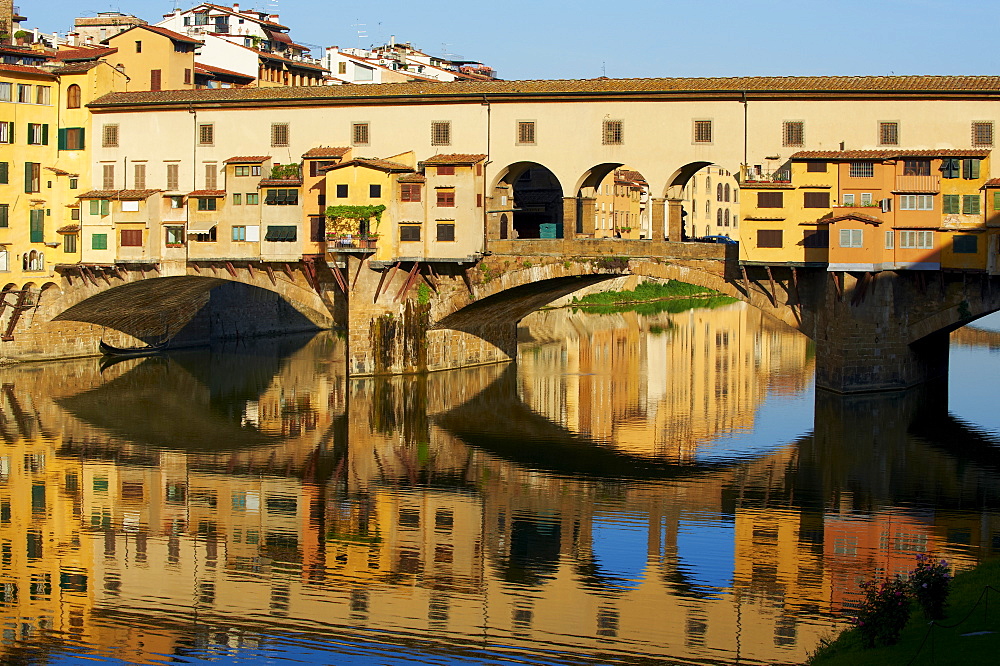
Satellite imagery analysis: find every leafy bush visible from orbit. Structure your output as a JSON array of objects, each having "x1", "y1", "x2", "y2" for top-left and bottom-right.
[
  {"x1": 854, "y1": 576, "x2": 912, "y2": 648},
  {"x1": 909, "y1": 554, "x2": 952, "y2": 620}
]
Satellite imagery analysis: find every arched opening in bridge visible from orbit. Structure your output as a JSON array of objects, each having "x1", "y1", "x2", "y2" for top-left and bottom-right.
[
  {"x1": 667, "y1": 162, "x2": 740, "y2": 242},
  {"x1": 575, "y1": 163, "x2": 651, "y2": 239},
  {"x1": 491, "y1": 162, "x2": 564, "y2": 239}
]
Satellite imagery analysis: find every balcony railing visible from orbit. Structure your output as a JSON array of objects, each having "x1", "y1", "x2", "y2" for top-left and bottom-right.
[
  {"x1": 327, "y1": 235, "x2": 379, "y2": 251},
  {"x1": 895, "y1": 175, "x2": 940, "y2": 193}
]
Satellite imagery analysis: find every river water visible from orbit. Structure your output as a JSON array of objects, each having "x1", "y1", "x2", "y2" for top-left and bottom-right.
[{"x1": 2, "y1": 298, "x2": 1000, "y2": 665}]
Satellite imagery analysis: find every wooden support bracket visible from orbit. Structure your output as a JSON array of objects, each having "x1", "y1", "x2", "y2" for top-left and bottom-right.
[
  {"x1": 264, "y1": 264, "x2": 276, "y2": 285},
  {"x1": 394, "y1": 262, "x2": 420, "y2": 302}
]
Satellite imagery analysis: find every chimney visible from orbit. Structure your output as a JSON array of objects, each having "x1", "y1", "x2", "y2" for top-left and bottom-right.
[
  {"x1": 232, "y1": 3, "x2": 239, "y2": 11},
  {"x1": 390, "y1": 34, "x2": 395, "y2": 47}
]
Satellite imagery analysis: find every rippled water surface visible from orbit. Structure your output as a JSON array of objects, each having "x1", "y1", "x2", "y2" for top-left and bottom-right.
[{"x1": 3, "y1": 302, "x2": 1000, "y2": 665}]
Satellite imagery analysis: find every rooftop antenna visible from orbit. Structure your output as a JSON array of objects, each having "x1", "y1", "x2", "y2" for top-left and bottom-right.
[
  {"x1": 602, "y1": 61, "x2": 606, "y2": 77},
  {"x1": 352, "y1": 20, "x2": 367, "y2": 48}
]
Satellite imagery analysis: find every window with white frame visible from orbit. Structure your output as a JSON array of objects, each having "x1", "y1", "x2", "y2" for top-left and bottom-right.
[
  {"x1": 839, "y1": 229, "x2": 863, "y2": 248},
  {"x1": 841, "y1": 193, "x2": 855, "y2": 206},
  {"x1": 885, "y1": 230, "x2": 894, "y2": 249},
  {"x1": 861, "y1": 192, "x2": 873, "y2": 206},
  {"x1": 898, "y1": 194, "x2": 934, "y2": 211},
  {"x1": 899, "y1": 230, "x2": 934, "y2": 249}
]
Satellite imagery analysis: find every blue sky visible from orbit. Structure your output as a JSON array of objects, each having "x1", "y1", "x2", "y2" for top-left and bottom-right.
[{"x1": 37, "y1": 0, "x2": 1000, "y2": 80}]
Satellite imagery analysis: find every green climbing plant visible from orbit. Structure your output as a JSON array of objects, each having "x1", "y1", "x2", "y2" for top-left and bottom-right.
[
  {"x1": 269, "y1": 163, "x2": 301, "y2": 179},
  {"x1": 325, "y1": 204, "x2": 387, "y2": 237}
]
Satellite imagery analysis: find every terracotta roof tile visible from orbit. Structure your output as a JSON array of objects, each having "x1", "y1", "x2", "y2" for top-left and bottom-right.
[
  {"x1": 188, "y1": 189, "x2": 226, "y2": 197},
  {"x1": 57, "y1": 224, "x2": 80, "y2": 234},
  {"x1": 77, "y1": 190, "x2": 117, "y2": 199},
  {"x1": 825, "y1": 212, "x2": 884, "y2": 225},
  {"x1": 56, "y1": 46, "x2": 118, "y2": 61},
  {"x1": 44, "y1": 167, "x2": 72, "y2": 176},
  {"x1": 224, "y1": 155, "x2": 270, "y2": 163},
  {"x1": 325, "y1": 158, "x2": 413, "y2": 173},
  {"x1": 258, "y1": 178, "x2": 303, "y2": 187},
  {"x1": 740, "y1": 181, "x2": 795, "y2": 189},
  {"x1": 0, "y1": 64, "x2": 56, "y2": 77},
  {"x1": 107, "y1": 25, "x2": 202, "y2": 46},
  {"x1": 52, "y1": 61, "x2": 104, "y2": 74},
  {"x1": 77, "y1": 189, "x2": 161, "y2": 200},
  {"x1": 303, "y1": 146, "x2": 351, "y2": 159},
  {"x1": 792, "y1": 149, "x2": 991, "y2": 160},
  {"x1": 422, "y1": 153, "x2": 487, "y2": 165},
  {"x1": 398, "y1": 173, "x2": 426, "y2": 183},
  {"x1": 984, "y1": 178, "x2": 1000, "y2": 187},
  {"x1": 89, "y1": 75, "x2": 1000, "y2": 109},
  {"x1": 195, "y1": 63, "x2": 255, "y2": 80}
]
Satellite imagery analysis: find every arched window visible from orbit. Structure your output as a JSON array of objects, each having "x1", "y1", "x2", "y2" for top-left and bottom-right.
[
  {"x1": 724, "y1": 209, "x2": 730, "y2": 226},
  {"x1": 692, "y1": 178, "x2": 697, "y2": 194},
  {"x1": 716, "y1": 209, "x2": 723, "y2": 226},
  {"x1": 705, "y1": 200, "x2": 710, "y2": 215},
  {"x1": 716, "y1": 183, "x2": 723, "y2": 202},
  {"x1": 733, "y1": 188, "x2": 739, "y2": 203},
  {"x1": 725, "y1": 184, "x2": 731, "y2": 202},
  {"x1": 66, "y1": 84, "x2": 81, "y2": 109}
]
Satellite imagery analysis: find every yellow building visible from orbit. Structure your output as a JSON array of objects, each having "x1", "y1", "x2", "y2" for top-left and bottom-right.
[
  {"x1": 592, "y1": 168, "x2": 648, "y2": 239},
  {"x1": 103, "y1": 25, "x2": 200, "y2": 92}
]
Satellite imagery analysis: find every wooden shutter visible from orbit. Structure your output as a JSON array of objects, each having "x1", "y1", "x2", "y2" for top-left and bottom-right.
[
  {"x1": 436, "y1": 223, "x2": 455, "y2": 241},
  {"x1": 803, "y1": 192, "x2": 829, "y2": 208},
  {"x1": 120, "y1": 229, "x2": 143, "y2": 247},
  {"x1": 24, "y1": 162, "x2": 33, "y2": 193},
  {"x1": 0, "y1": 162, "x2": 6, "y2": 185},
  {"x1": 757, "y1": 230, "x2": 783, "y2": 248},
  {"x1": 150, "y1": 69, "x2": 162, "y2": 91},
  {"x1": 943, "y1": 194, "x2": 960, "y2": 214},
  {"x1": 101, "y1": 199, "x2": 110, "y2": 216},
  {"x1": 963, "y1": 159, "x2": 981, "y2": 180},
  {"x1": 757, "y1": 191, "x2": 783, "y2": 208},
  {"x1": 29, "y1": 210, "x2": 43, "y2": 242},
  {"x1": 993, "y1": 191, "x2": 1000, "y2": 211},
  {"x1": 41, "y1": 124, "x2": 48, "y2": 145}
]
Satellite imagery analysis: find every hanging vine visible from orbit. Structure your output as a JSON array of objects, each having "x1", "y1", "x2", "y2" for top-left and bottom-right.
[{"x1": 325, "y1": 204, "x2": 387, "y2": 237}]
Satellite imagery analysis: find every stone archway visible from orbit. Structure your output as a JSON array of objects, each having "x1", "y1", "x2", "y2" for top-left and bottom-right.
[{"x1": 490, "y1": 162, "x2": 565, "y2": 240}]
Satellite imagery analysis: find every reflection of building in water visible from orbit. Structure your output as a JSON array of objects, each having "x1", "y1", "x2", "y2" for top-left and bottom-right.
[{"x1": 518, "y1": 301, "x2": 814, "y2": 461}]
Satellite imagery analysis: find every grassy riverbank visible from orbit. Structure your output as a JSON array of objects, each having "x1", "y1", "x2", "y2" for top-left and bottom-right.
[
  {"x1": 808, "y1": 558, "x2": 1000, "y2": 665},
  {"x1": 563, "y1": 280, "x2": 738, "y2": 316}
]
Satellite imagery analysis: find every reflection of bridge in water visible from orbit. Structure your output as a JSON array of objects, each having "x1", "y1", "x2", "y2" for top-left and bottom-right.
[{"x1": 1, "y1": 323, "x2": 1000, "y2": 664}]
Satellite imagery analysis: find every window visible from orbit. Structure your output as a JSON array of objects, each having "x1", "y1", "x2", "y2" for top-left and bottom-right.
[
  {"x1": 234, "y1": 165, "x2": 250, "y2": 176},
  {"x1": 184, "y1": 68, "x2": 191, "y2": 85},
  {"x1": 900, "y1": 230, "x2": 934, "y2": 249},
  {"x1": 839, "y1": 229, "x2": 863, "y2": 248},
  {"x1": 885, "y1": 230, "x2": 894, "y2": 249},
  {"x1": 135, "y1": 40, "x2": 142, "y2": 53},
  {"x1": 246, "y1": 193, "x2": 259, "y2": 205},
  {"x1": 264, "y1": 225, "x2": 297, "y2": 241},
  {"x1": 197, "y1": 197, "x2": 217, "y2": 211},
  {"x1": 802, "y1": 229, "x2": 829, "y2": 248},
  {"x1": 0, "y1": 162, "x2": 7, "y2": 184},
  {"x1": 842, "y1": 193, "x2": 856, "y2": 206},
  {"x1": 29, "y1": 209, "x2": 43, "y2": 242},
  {"x1": 400, "y1": 183, "x2": 421, "y2": 202},
  {"x1": 102, "y1": 124, "x2": 118, "y2": 147},
  {"x1": 879, "y1": 121, "x2": 899, "y2": 145},
  {"x1": 335, "y1": 183, "x2": 348, "y2": 198},
  {"x1": 994, "y1": 191, "x2": 1000, "y2": 212},
  {"x1": 806, "y1": 162, "x2": 827, "y2": 172},
  {"x1": 71, "y1": 208, "x2": 80, "y2": 220},
  {"x1": 92, "y1": 233, "x2": 108, "y2": 250},
  {"x1": 0, "y1": 204, "x2": 6, "y2": 228},
  {"x1": 66, "y1": 84, "x2": 81, "y2": 109},
  {"x1": 369, "y1": 184, "x2": 381, "y2": 198},
  {"x1": 89, "y1": 199, "x2": 110, "y2": 216},
  {"x1": 165, "y1": 226, "x2": 184, "y2": 245},
  {"x1": 17, "y1": 84, "x2": 31, "y2": 103},
  {"x1": 198, "y1": 123, "x2": 214, "y2": 146},
  {"x1": 783, "y1": 121, "x2": 804, "y2": 147},
  {"x1": 120, "y1": 229, "x2": 142, "y2": 247},
  {"x1": 716, "y1": 209, "x2": 722, "y2": 225},
  {"x1": 954, "y1": 234, "x2": 978, "y2": 253},
  {"x1": 941, "y1": 158, "x2": 961, "y2": 179},
  {"x1": 271, "y1": 122, "x2": 289, "y2": 147},
  {"x1": 133, "y1": 164, "x2": 146, "y2": 189},
  {"x1": 962, "y1": 195, "x2": 981, "y2": 215},
  {"x1": 35, "y1": 86, "x2": 50, "y2": 105},
  {"x1": 943, "y1": 194, "x2": 960, "y2": 214},
  {"x1": 517, "y1": 120, "x2": 535, "y2": 145},
  {"x1": 431, "y1": 121, "x2": 451, "y2": 146},
  {"x1": 232, "y1": 226, "x2": 247, "y2": 241},
  {"x1": 898, "y1": 194, "x2": 933, "y2": 211},
  {"x1": 757, "y1": 191, "x2": 783, "y2": 208},
  {"x1": 24, "y1": 162, "x2": 40, "y2": 193},
  {"x1": 861, "y1": 193, "x2": 873, "y2": 206},
  {"x1": 436, "y1": 189, "x2": 455, "y2": 207},
  {"x1": 150, "y1": 69, "x2": 162, "y2": 91},
  {"x1": 58, "y1": 127, "x2": 85, "y2": 150},
  {"x1": 436, "y1": 222, "x2": 455, "y2": 241},
  {"x1": 757, "y1": 230, "x2": 783, "y2": 248},
  {"x1": 804, "y1": 192, "x2": 830, "y2": 208},
  {"x1": 849, "y1": 162, "x2": 874, "y2": 178},
  {"x1": 903, "y1": 160, "x2": 931, "y2": 176},
  {"x1": 63, "y1": 234, "x2": 77, "y2": 253},
  {"x1": 973, "y1": 122, "x2": 994, "y2": 147},
  {"x1": 338, "y1": 62, "x2": 347, "y2": 74},
  {"x1": 204, "y1": 164, "x2": 217, "y2": 190},
  {"x1": 400, "y1": 225, "x2": 421, "y2": 241},
  {"x1": 693, "y1": 119, "x2": 712, "y2": 143},
  {"x1": 265, "y1": 189, "x2": 298, "y2": 205},
  {"x1": 352, "y1": 122, "x2": 369, "y2": 146},
  {"x1": 27, "y1": 123, "x2": 47, "y2": 145},
  {"x1": 0, "y1": 122, "x2": 12, "y2": 143},
  {"x1": 963, "y1": 158, "x2": 981, "y2": 180},
  {"x1": 603, "y1": 119, "x2": 623, "y2": 145},
  {"x1": 437, "y1": 165, "x2": 455, "y2": 176},
  {"x1": 166, "y1": 164, "x2": 179, "y2": 190},
  {"x1": 0, "y1": 83, "x2": 9, "y2": 101}
]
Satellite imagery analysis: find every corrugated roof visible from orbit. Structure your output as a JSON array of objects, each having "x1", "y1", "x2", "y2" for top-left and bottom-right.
[
  {"x1": 224, "y1": 155, "x2": 270, "y2": 163},
  {"x1": 88, "y1": 75, "x2": 1000, "y2": 109},
  {"x1": 422, "y1": 153, "x2": 487, "y2": 165},
  {"x1": 792, "y1": 149, "x2": 992, "y2": 160},
  {"x1": 303, "y1": 146, "x2": 351, "y2": 159}
]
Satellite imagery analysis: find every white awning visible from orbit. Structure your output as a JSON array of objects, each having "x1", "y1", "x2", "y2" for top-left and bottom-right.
[{"x1": 187, "y1": 219, "x2": 217, "y2": 232}]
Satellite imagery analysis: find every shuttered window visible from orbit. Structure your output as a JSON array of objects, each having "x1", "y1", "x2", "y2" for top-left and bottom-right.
[
  {"x1": 806, "y1": 162, "x2": 827, "y2": 172},
  {"x1": 271, "y1": 123, "x2": 289, "y2": 147},
  {"x1": 166, "y1": 164, "x2": 179, "y2": 190},
  {"x1": 0, "y1": 162, "x2": 7, "y2": 184},
  {"x1": 205, "y1": 164, "x2": 217, "y2": 190},
  {"x1": 839, "y1": 229, "x2": 863, "y2": 248},
  {"x1": 265, "y1": 225, "x2": 297, "y2": 241},
  {"x1": 133, "y1": 164, "x2": 146, "y2": 190},
  {"x1": 400, "y1": 225, "x2": 421, "y2": 241},
  {"x1": 352, "y1": 122, "x2": 369, "y2": 146},
  {"x1": 26, "y1": 123, "x2": 48, "y2": 145},
  {"x1": 757, "y1": 230, "x2": 783, "y2": 248},
  {"x1": 943, "y1": 195, "x2": 960, "y2": 214},
  {"x1": 436, "y1": 189, "x2": 455, "y2": 207},
  {"x1": 962, "y1": 195, "x2": 981, "y2": 215},
  {"x1": 940, "y1": 159, "x2": 960, "y2": 179},
  {"x1": 953, "y1": 234, "x2": 978, "y2": 253},
  {"x1": 102, "y1": 164, "x2": 114, "y2": 189},
  {"x1": 400, "y1": 183, "x2": 421, "y2": 202},
  {"x1": 757, "y1": 191, "x2": 783, "y2": 208},
  {"x1": 0, "y1": 204, "x2": 7, "y2": 227},
  {"x1": 517, "y1": 121, "x2": 535, "y2": 145},
  {"x1": 92, "y1": 233, "x2": 107, "y2": 250},
  {"x1": 58, "y1": 127, "x2": 84, "y2": 150},
  {"x1": 803, "y1": 192, "x2": 829, "y2": 208},
  {"x1": 962, "y1": 159, "x2": 981, "y2": 180},
  {"x1": 436, "y1": 223, "x2": 455, "y2": 241},
  {"x1": 66, "y1": 84, "x2": 81, "y2": 108},
  {"x1": 802, "y1": 229, "x2": 829, "y2": 248},
  {"x1": 0, "y1": 122, "x2": 12, "y2": 143},
  {"x1": 150, "y1": 69, "x2": 162, "y2": 91},
  {"x1": 993, "y1": 191, "x2": 1000, "y2": 211},
  {"x1": 120, "y1": 229, "x2": 143, "y2": 247},
  {"x1": 29, "y1": 209, "x2": 43, "y2": 243}
]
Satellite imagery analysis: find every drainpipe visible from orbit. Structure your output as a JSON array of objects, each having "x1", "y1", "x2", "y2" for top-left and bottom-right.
[
  {"x1": 741, "y1": 91, "x2": 748, "y2": 170},
  {"x1": 481, "y1": 95, "x2": 491, "y2": 255},
  {"x1": 189, "y1": 103, "x2": 197, "y2": 262}
]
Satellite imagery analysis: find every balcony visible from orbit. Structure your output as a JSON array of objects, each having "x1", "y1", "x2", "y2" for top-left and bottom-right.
[
  {"x1": 894, "y1": 175, "x2": 940, "y2": 193},
  {"x1": 327, "y1": 235, "x2": 379, "y2": 252}
]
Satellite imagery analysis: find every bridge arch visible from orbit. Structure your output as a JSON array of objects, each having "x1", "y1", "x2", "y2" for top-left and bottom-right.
[{"x1": 491, "y1": 161, "x2": 566, "y2": 239}]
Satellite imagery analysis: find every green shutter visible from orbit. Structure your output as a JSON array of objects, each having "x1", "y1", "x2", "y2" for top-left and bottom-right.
[
  {"x1": 994, "y1": 191, "x2": 1000, "y2": 211},
  {"x1": 23, "y1": 162, "x2": 31, "y2": 193},
  {"x1": 962, "y1": 159, "x2": 982, "y2": 180},
  {"x1": 41, "y1": 124, "x2": 48, "y2": 146},
  {"x1": 943, "y1": 194, "x2": 960, "y2": 214},
  {"x1": 77, "y1": 127, "x2": 85, "y2": 150},
  {"x1": 0, "y1": 162, "x2": 7, "y2": 185},
  {"x1": 100, "y1": 199, "x2": 109, "y2": 216},
  {"x1": 941, "y1": 158, "x2": 960, "y2": 179},
  {"x1": 57, "y1": 128, "x2": 66, "y2": 150},
  {"x1": 962, "y1": 195, "x2": 982, "y2": 215},
  {"x1": 25, "y1": 123, "x2": 31, "y2": 144},
  {"x1": 0, "y1": 204, "x2": 7, "y2": 228},
  {"x1": 89, "y1": 200, "x2": 99, "y2": 215},
  {"x1": 92, "y1": 233, "x2": 107, "y2": 250},
  {"x1": 29, "y1": 209, "x2": 43, "y2": 243}
]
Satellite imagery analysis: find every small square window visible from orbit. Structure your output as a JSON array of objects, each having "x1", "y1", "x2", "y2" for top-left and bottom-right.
[
  {"x1": 336, "y1": 184, "x2": 348, "y2": 198},
  {"x1": 693, "y1": 120, "x2": 712, "y2": 143},
  {"x1": 782, "y1": 121, "x2": 804, "y2": 147},
  {"x1": 436, "y1": 222, "x2": 455, "y2": 241},
  {"x1": 517, "y1": 120, "x2": 536, "y2": 145},
  {"x1": 430, "y1": 121, "x2": 451, "y2": 146},
  {"x1": 973, "y1": 122, "x2": 994, "y2": 147},
  {"x1": 603, "y1": 119, "x2": 623, "y2": 145},
  {"x1": 352, "y1": 122, "x2": 369, "y2": 146},
  {"x1": 232, "y1": 193, "x2": 242, "y2": 205},
  {"x1": 400, "y1": 225, "x2": 421, "y2": 241},
  {"x1": 369, "y1": 184, "x2": 381, "y2": 198},
  {"x1": 198, "y1": 123, "x2": 214, "y2": 146},
  {"x1": 879, "y1": 121, "x2": 899, "y2": 146},
  {"x1": 246, "y1": 193, "x2": 259, "y2": 205},
  {"x1": 271, "y1": 122, "x2": 289, "y2": 147}
]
